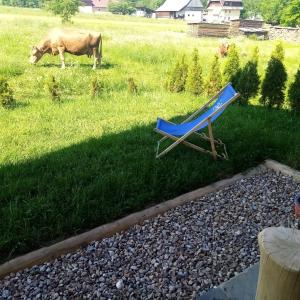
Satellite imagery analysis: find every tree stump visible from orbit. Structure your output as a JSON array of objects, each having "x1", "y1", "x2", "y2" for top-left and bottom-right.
[{"x1": 256, "y1": 227, "x2": 300, "y2": 300}]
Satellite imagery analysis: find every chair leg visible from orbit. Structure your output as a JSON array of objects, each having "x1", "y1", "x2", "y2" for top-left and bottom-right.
[{"x1": 208, "y1": 118, "x2": 217, "y2": 160}]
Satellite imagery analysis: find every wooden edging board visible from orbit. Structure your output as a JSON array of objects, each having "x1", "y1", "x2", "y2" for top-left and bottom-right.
[{"x1": 0, "y1": 159, "x2": 298, "y2": 279}]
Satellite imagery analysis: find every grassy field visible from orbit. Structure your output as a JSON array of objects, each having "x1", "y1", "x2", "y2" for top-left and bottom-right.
[{"x1": 0, "y1": 6, "x2": 300, "y2": 262}]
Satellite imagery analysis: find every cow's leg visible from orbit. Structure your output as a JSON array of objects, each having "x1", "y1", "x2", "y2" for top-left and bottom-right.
[
  {"x1": 92, "y1": 47, "x2": 100, "y2": 70},
  {"x1": 58, "y1": 47, "x2": 66, "y2": 69}
]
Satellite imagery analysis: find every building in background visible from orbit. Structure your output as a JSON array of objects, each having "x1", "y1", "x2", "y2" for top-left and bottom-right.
[
  {"x1": 155, "y1": 0, "x2": 204, "y2": 22},
  {"x1": 206, "y1": 0, "x2": 243, "y2": 23},
  {"x1": 79, "y1": 0, "x2": 109, "y2": 13}
]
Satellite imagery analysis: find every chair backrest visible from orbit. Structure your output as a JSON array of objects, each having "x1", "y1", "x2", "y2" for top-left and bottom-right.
[{"x1": 188, "y1": 83, "x2": 237, "y2": 131}]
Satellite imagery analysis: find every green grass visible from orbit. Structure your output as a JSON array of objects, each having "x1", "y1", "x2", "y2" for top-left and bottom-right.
[{"x1": 0, "y1": 6, "x2": 300, "y2": 262}]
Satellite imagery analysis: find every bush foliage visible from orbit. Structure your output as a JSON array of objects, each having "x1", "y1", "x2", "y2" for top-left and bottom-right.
[
  {"x1": 0, "y1": 77, "x2": 15, "y2": 108},
  {"x1": 288, "y1": 68, "x2": 300, "y2": 115},
  {"x1": 235, "y1": 47, "x2": 260, "y2": 105},
  {"x1": 223, "y1": 44, "x2": 240, "y2": 87},
  {"x1": 186, "y1": 49, "x2": 203, "y2": 95},
  {"x1": 206, "y1": 54, "x2": 222, "y2": 96},
  {"x1": 260, "y1": 57, "x2": 287, "y2": 108},
  {"x1": 44, "y1": 0, "x2": 80, "y2": 23},
  {"x1": 46, "y1": 75, "x2": 61, "y2": 102},
  {"x1": 167, "y1": 55, "x2": 188, "y2": 93}
]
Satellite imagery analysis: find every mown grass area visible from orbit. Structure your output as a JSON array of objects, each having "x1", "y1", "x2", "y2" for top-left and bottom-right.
[{"x1": 0, "y1": 6, "x2": 300, "y2": 262}]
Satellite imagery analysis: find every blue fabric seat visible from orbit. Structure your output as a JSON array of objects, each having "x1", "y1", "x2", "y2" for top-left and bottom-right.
[{"x1": 154, "y1": 83, "x2": 239, "y2": 159}]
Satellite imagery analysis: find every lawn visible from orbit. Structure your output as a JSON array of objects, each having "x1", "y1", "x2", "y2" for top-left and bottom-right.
[{"x1": 0, "y1": 6, "x2": 300, "y2": 262}]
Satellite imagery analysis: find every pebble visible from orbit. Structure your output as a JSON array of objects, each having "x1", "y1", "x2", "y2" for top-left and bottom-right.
[{"x1": 0, "y1": 170, "x2": 299, "y2": 299}]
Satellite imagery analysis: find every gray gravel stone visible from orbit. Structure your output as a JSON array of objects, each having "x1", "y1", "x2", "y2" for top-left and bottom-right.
[{"x1": 0, "y1": 170, "x2": 299, "y2": 299}]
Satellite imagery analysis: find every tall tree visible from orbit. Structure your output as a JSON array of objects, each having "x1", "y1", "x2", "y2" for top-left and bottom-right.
[
  {"x1": 260, "y1": 0, "x2": 288, "y2": 24},
  {"x1": 44, "y1": 0, "x2": 80, "y2": 23},
  {"x1": 241, "y1": 0, "x2": 262, "y2": 19},
  {"x1": 281, "y1": 0, "x2": 300, "y2": 27}
]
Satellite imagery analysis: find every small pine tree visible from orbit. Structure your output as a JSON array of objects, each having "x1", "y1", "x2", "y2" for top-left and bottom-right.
[
  {"x1": 0, "y1": 77, "x2": 15, "y2": 108},
  {"x1": 288, "y1": 68, "x2": 300, "y2": 115},
  {"x1": 46, "y1": 75, "x2": 60, "y2": 102},
  {"x1": 272, "y1": 42, "x2": 285, "y2": 61},
  {"x1": 186, "y1": 49, "x2": 203, "y2": 95},
  {"x1": 128, "y1": 77, "x2": 137, "y2": 94},
  {"x1": 260, "y1": 57, "x2": 287, "y2": 108},
  {"x1": 252, "y1": 46, "x2": 259, "y2": 64},
  {"x1": 236, "y1": 61, "x2": 260, "y2": 105},
  {"x1": 167, "y1": 55, "x2": 188, "y2": 93},
  {"x1": 91, "y1": 78, "x2": 102, "y2": 98},
  {"x1": 206, "y1": 54, "x2": 222, "y2": 96},
  {"x1": 222, "y1": 43, "x2": 240, "y2": 86}
]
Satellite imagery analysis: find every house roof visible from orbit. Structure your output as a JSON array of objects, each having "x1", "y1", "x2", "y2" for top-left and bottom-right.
[
  {"x1": 80, "y1": 0, "x2": 109, "y2": 8},
  {"x1": 208, "y1": 0, "x2": 243, "y2": 5},
  {"x1": 156, "y1": 0, "x2": 203, "y2": 12}
]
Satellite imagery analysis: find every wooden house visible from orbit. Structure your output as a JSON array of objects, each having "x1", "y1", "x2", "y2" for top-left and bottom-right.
[
  {"x1": 206, "y1": 0, "x2": 243, "y2": 23},
  {"x1": 156, "y1": 0, "x2": 204, "y2": 22}
]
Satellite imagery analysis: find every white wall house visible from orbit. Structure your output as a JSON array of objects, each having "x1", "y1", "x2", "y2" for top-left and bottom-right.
[
  {"x1": 156, "y1": 0, "x2": 204, "y2": 22},
  {"x1": 206, "y1": 0, "x2": 243, "y2": 23}
]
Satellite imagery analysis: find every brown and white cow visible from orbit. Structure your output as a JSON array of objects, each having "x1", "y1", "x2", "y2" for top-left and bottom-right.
[{"x1": 30, "y1": 29, "x2": 102, "y2": 69}]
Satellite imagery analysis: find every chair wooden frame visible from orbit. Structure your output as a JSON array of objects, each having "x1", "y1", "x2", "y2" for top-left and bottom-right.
[{"x1": 154, "y1": 84, "x2": 240, "y2": 160}]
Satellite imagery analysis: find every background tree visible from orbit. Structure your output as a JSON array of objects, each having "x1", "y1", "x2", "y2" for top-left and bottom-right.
[
  {"x1": 186, "y1": 49, "x2": 203, "y2": 96},
  {"x1": 241, "y1": 0, "x2": 261, "y2": 19},
  {"x1": 108, "y1": 1, "x2": 135, "y2": 15},
  {"x1": 281, "y1": 0, "x2": 300, "y2": 27},
  {"x1": 222, "y1": 43, "x2": 240, "y2": 86},
  {"x1": 206, "y1": 54, "x2": 222, "y2": 96},
  {"x1": 260, "y1": 0, "x2": 288, "y2": 24},
  {"x1": 44, "y1": 0, "x2": 80, "y2": 23},
  {"x1": 288, "y1": 68, "x2": 300, "y2": 115}
]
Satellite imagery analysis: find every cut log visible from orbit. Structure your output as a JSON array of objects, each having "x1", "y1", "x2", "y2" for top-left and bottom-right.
[{"x1": 256, "y1": 227, "x2": 300, "y2": 300}]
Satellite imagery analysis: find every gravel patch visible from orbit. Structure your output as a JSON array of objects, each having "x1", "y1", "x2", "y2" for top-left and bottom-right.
[{"x1": 1, "y1": 169, "x2": 299, "y2": 299}]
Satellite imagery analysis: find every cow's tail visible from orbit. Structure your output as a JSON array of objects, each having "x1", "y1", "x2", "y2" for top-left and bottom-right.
[{"x1": 99, "y1": 34, "x2": 102, "y2": 64}]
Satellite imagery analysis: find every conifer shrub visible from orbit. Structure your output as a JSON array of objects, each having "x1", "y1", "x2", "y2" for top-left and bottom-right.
[
  {"x1": 288, "y1": 68, "x2": 300, "y2": 115},
  {"x1": 272, "y1": 42, "x2": 285, "y2": 61},
  {"x1": 128, "y1": 77, "x2": 137, "y2": 94},
  {"x1": 0, "y1": 77, "x2": 15, "y2": 108},
  {"x1": 260, "y1": 44, "x2": 287, "y2": 109},
  {"x1": 206, "y1": 54, "x2": 222, "y2": 96},
  {"x1": 91, "y1": 78, "x2": 102, "y2": 98},
  {"x1": 46, "y1": 75, "x2": 61, "y2": 102},
  {"x1": 235, "y1": 47, "x2": 260, "y2": 105},
  {"x1": 222, "y1": 43, "x2": 240, "y2": 86},
  {"x1": 186, "y1": 49, "x2": 203, "y2": 95},
  {"x1": 167, "y1": 55, "x2": 188, "y2": 93}
]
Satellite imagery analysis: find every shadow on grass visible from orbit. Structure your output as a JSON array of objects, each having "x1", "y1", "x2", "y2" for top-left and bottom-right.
[
  {"x1": 0, "y1": 104, "x2": 299, "y2": 262},
  {"x1": 39, "y1": 61, "x2": 116, "y2": 70}
]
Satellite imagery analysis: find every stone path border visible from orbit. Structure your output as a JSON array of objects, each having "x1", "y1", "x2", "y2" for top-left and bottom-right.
[{"x1": 0, "y1": 159, "x2": 299, "y2": 279}]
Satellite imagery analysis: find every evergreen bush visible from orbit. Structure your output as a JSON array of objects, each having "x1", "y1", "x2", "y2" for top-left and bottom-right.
[
  {"x1": 91, "y1": 78, "x2": 102, "y2": 98},
  {"x1": 288, "y1": 68, "x2": 300, "y2": 115},
  {"x1": 0, "y1": 77, "x2": 15, "y2": 108},
  {"x1": 222, "y1": 43, "x2": 240, "y2": 86},
  {"x1": 186, "y1": 49, "x2": 203, "y2": 95},
  {"x1": 206, "y1": 54, "x2": 222, "y2": 96},
  {"x1": 46, "y1": 75, "x2": 61, "y2": 102},
  {"x1": 260, "y1": 57, "x2": 287, "y2": 108},
  {"x1": 128, "y1": 77, "x2": 137, "y2": 94},
  {"x1": 272, "y1": 42, "x2": 285, "y2": 61},
  {"x1": 235, "y1": 47, "x2": 260, "y2": 105},
  {"x1": 167, "y1": 55, "x2": 188, "y2": 93}
]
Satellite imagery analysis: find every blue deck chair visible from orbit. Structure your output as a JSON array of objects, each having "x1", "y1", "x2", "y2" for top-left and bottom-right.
[{"x1": 154, "y1": 83, "x2": 240, "y2": 159}]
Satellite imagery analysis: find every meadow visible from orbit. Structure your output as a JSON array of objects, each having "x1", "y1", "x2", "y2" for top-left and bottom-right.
[{"x1": 0, "y1": 6, "x2": 300, "y2": 262}]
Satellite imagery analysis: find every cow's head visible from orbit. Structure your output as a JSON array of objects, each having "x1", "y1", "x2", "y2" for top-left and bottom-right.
[{"x1": 30, "y1": 46, "x2": 43, "y2": 64}]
